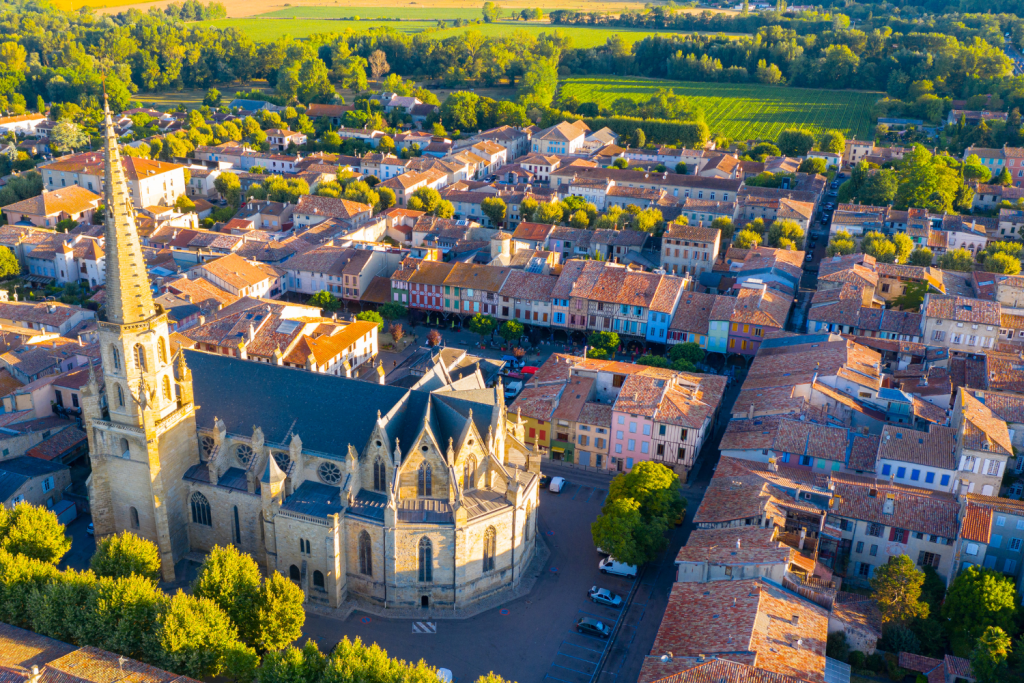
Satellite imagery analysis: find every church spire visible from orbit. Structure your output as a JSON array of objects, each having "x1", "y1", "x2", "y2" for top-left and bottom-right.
[{"x1": 103, "y1": 95, "x2": 156, "y2": 325}]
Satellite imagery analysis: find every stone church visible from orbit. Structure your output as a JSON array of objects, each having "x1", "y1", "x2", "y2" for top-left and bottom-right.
[{"x1": 84, "y1": 101, "x2": 541, "y2": 610}]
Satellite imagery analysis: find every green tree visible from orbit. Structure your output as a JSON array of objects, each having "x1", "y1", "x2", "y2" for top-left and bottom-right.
[
  {"x1": 588, "y1": 331, "x2": 619, "y2": 355},
  {"x1": 499, "y1": 320, "x2": 523, "y2": 344},
  {"x1": 0, "y1": 246, "x2": 21, "y2": 279},
  {"x1": 356, "y1": 310, "x2": 384, "y2": 332},
  {"x1": 379, "y1": 302, "x2": 407, "y2": 321},
  {"x1": 158, "y1": 591, "x2": 259, "y2": 680},
  {"x1": 440, "y1": 91, "x2": 479, "y2": 132},
  {"x1": 826, "y1": 230, "x2": 855, "y2": 257},
  {"x1": 174, "y1": 195, "x2": 195, "y2": 213},
  {"x1": 636, "y1": 354, "x2": 669, "y2": 367},
  {"x1": 467, "y1": 313, "x2": 496, "y2": 341},
  {"x1": 434, "y1": 200, "x2": 455, "y2": 218},
  {"x1": 963, "y1": 154, "x2": 992, "y2": 183},
  {"x1": 776, "y1": 128, "x2": 816, "y2": 156},
  {"x1": 343, "y1": 180, "x2": 380, "y2": 209},
  {"x1": 710, "y1": 216, "x2": 734, "y2": 240},
  {"x1": 203, "y1": 88, "x2": 222, "y2": 107},
  {"x1": 481, "y1": 197, "x2": 506, "y2": 227},
  {"x1": 733, "y1": 229, "x2": 761, "y2": 249},
  {"x1": 870, "y1": 555, "x2": 930, "y2": 627},
  {"x1": 612, "y1": 157, "x2": 629, "y2": 169},
  {"x1": 985, "y1": 252, "x2": 1022, "y2": 275},
  {"x1": 0, "y1": 549, "x2": 61, "y2": 627},
  {"x1": 193, "y1": 545, "x2": 303, "y2": 654},
  {"x1": 254, "y1": 572, "x2": 305, "y2": 653},
  {"x1": 534, "y1": 202, "x2": 563, "y2": 224},
  {"x1": 26, "y1": 567, "x2": 96, "y2": 644},
  {"x1": 766, "y1": 219, "x2": 804, "y2": 249},
  {"x1": 377, "y1": 186, "x2": 397, "y2": 211},
  {"x1": 862, "y1": 231, "x2": 898, "y2": 263},
  {"x1": 971, "y1": 626, "x2": 1012, "y2": 683},
  {"x1": 591, "y1": 462, "x2": 684, "y2": 566},
  {"x1": 633, "y1": 127, "x2": 646, "y2": 148},
  {"x1": 668, "y1": 342, "x2": 704, "y2": 366},
  {"x1": 36, "y1": 94, "x2": 45, "y2": 114},
  {"x1": 943, "y1": 566, "x2": 1019, "y2": 656},
  {"x1": 570, "y1": 210, "x2": 589, "y2": 229},
  {"x1": 87, "y1": 573, "x2": 169, "y2": 663},
  {"x1": 482, "y1": 1, "x2": 502, "y2": 22},
  {"x1": 50, "y1": 119, "x2": 89, "y2": 153},
  {"x1": 938, "y1": 248, "x2": 976, "y2": 272},
  {"x1": 407, "y1": 187, "x2": 442, "y2": 213},
  {"x1": 856, "y1": 167, "x2": 898, "y2": 205},
  {"x1": 995, "y1": 167, "x2": 1014, "y2": 186},
  {"x1": 817, "y1": 130, "x2": 845, "y2": 154},
  {"x1": 0, "y1": 502, "x2": 71, "y2": 564},
  {"x1": 518, "y1": 58, "x2": 558, "y2": 108},
  {"x1": 908, "y1": 248, "x2": 934, "y2": 266},
  {"x1": 307, "y1": 290, "x2": 340, "y2": 312},
  {"x1": 214, "y1": 172, "x2": 242, "y2": 208},
  {"x1": 894, "y1": 145, "x2": 963, "y2": 213},
  {"x1": 892, "y1": 233, "x2": 914, "y2": 264},
  {"x1": 798, "y1": 157, "x2": 828, "y2": 174},
  {"x1": 91, "y1": 532, "x2": 161, "y2": 581}
]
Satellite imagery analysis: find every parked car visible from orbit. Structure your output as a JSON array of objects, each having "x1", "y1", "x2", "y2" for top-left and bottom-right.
[
  {"x1": 87, "y1": 522, "x2": 94, "y2": 536},
  {"x1": 437, "y1": 669, "x2": 453, "y2": 682},
  {"x1": 805, "y1": 253, "x2": 813, "y2": 262},
  {"x1": 599, "y1": 557, "x2": 638, "y2": 577},
  {"x1": 588, "y1": 587, "x2": 624, "y2": 607},
  {"x1": 540, "y1": 474, "x2": 551, "y2": 489},
  {"x1": 504, "y1": 380, "x2": 523, "y2": 400},
  {"x1": 549, "y1": 476, "x2": 566, "y2": 493},
  {"x1": 596, "y1": 546, "x2": 609, "y2": 555},
  {"x1": 576, "y1": 617, "x2": 612, "y2": 639}
]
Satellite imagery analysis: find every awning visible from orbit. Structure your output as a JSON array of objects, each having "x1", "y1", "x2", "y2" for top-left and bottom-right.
[{"x1": 551, "y1": 447, "x2": 565, "y2": 454}]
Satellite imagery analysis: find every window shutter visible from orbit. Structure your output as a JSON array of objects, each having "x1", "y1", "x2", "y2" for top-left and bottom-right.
[{"x1": 889, "y1": 527, "x2": 897, "y2": 542}]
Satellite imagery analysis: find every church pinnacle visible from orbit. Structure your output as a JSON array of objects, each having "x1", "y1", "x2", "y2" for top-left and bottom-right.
[{"x1": 103, "y1": 95, "x2": 157, "y2": 325}]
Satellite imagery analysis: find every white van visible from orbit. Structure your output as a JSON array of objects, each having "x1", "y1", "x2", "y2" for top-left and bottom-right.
[
  {"x1": 549, "y1": 476, "x2": 566, "y2": 493},
  {"x1": 504, "y1": 380, "x2": 523, "y2": 400},
  {"x1": 599, "y1": 557, "x2": 638, "y2": 578},
  {"x1": 437, "y1": 669, "x2": 453, "y2": 682}
]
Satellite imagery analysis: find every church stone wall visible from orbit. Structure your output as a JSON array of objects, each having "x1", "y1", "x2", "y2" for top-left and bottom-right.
[{"x1": 187, "y1": 482, "x2": 265, "y2": 564}]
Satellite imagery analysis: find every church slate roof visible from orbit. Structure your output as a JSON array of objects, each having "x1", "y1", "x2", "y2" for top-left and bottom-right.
[
  {"x1": 281, "y1": 480, "x2": 345, "y2": 518},
  {"x1": 184, "y1": 349, "x2": 410, "y2": 457},
  {"x1": 184, "y1": 349, "x2": 501, "y2": 465}
]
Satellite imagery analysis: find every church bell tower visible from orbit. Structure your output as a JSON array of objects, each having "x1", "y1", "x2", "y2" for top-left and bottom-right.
[{"x1": 82, "y1": 96, "x2": 200, "y2": 581}]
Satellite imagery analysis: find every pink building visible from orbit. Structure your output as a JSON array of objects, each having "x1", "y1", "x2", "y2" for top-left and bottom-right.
[{"x1": 609, "y1": 369, "x2": 726, "y2": 476}]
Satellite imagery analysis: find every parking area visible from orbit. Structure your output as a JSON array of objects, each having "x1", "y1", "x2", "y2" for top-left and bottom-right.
[{"x1": 302, "y1": 468, "x2": 654, "y2": 683}]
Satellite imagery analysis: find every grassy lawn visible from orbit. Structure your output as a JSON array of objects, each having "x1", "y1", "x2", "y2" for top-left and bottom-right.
[{"x1": 559, "y1": 76, "x2": 879, "y2": 140}]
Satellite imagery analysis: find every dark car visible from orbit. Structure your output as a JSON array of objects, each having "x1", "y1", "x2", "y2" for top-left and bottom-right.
[
  {"x1": 540, "y1": 474, "x2": 551, "y2": 489},
  {"x1": 576, "y1": 617, "x2": 612, "y2": 639}
]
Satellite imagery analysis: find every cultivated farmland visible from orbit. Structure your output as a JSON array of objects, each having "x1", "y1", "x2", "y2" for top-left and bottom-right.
[
  {"x1": 198, "y1": 17, "x2": 715, "y2": 47},
  {"x1": 559, "y1": 76, "x2": 879, "y2": 141}
]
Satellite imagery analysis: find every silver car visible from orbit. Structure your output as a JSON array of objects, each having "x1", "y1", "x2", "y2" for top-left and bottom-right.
[{"x1": 588, "y1": 586, "x2": 623, "y2": 607}]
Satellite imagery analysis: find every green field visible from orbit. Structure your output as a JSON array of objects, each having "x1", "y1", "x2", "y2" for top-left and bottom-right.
[
  {"x1": 200, "y1": 17, "x2": 720, "y2": 47},
  {"x1": 559, "y1": 76, "x2": 878, "y2": 140},
  {"x1": 257, "y1": 6, "x2": 492, "y2": 19},
  {"x1": 201, "y1": 17, "x2": 434, "y2": 39}
]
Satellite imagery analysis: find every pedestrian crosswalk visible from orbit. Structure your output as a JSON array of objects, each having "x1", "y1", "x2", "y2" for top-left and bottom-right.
[{"x1": 412, "y1": 621, "x2": 437, "y2": 634}]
